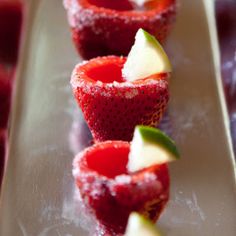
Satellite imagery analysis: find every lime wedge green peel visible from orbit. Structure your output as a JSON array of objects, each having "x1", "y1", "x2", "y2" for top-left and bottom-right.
[
  {"x1": 122, "y1": 28, "x2": 172, "y2": 82},
  {"x1": 125, "y1": 212, "x2": 163, "y2": 236},
  {"x1": 128, "y1": 126, "x2": 180, "y2": 172}
]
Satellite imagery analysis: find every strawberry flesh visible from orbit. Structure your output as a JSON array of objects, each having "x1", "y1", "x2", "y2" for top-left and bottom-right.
[
  {"x1": 71, "y1": 56, "x2": 169, "y2": 142},
  {"x1": 73, "y1": 141, "x2": 169, "y2": 235},
  {"x1": 64, "y1": 0, "x2": 176, "y2": 59}
]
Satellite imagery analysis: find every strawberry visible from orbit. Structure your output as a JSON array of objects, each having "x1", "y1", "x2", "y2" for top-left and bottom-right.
[
  {"x1": 71, "y1": 56, "x2": 169, "y2": 142},
  {"x1": 73, "y1": 141, "x2": 169, "y2": 235},
  {"x1": 0, "y1": 0, "x2": 23, "y2": 64},
  {"x1": 63, "y1": 0, "x2": 176, "y2": 59},
  {"x1": 0, "y1": 65, "x2": 13, "y2": 129}
]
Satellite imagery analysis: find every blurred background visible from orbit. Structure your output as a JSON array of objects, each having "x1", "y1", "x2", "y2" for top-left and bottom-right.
[
  {"x1": 0, "y1": 0, "x2": 23, "y2": 188},
  {"x1": 216, "y1": 0, "x2": 236, "y2": 152},
  {"x1": 0, "y1": 0, "x2": 235, "y2": 189}
]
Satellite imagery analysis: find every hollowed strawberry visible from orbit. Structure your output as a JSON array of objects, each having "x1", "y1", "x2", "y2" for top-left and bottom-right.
[
  {"x1": 0, "y1": 0, "x2": 23, "y2": 64},
  {"x1": 63, "y1": 0, "x2": 176, "y2": 59},
  {"x1": 71, "y1": 56, "x2": 169, "y2": 142},
  {"x1": 73, "y1": 141, "x2": 169, "y2": 235}
]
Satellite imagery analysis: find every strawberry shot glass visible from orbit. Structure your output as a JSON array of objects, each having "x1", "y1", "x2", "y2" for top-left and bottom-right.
[
  {"x1": 71, "y1": 56, "x2": 169, "y2": 142},
  {"x1": 73, "y1": 140, "x2": 170, "y2": 235},
  {"x1": 63, "y1": 0, "x2": 176, "y2": 59}
]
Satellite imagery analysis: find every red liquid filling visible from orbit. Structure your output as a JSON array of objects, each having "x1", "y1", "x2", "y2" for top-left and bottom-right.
[
  {"x1": 85, "y1": 142, "x2": 129, "y2": 178},
  {"x1": 87, "y1": 0, "x2": 133, "y2": 11},
  {"x1": 85, "y1": 57, "x2": 125, "y2": 83},
  {"x1": 82, "y1": 0, "x2": 174, "y2": 13}
]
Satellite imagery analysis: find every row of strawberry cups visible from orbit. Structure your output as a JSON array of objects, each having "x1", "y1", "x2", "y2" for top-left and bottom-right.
[{"x1": 64, "y1": 0, "x2": 179, "y2": 235}]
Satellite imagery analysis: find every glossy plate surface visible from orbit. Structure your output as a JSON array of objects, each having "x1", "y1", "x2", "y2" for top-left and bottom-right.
[{"x1": 0, "y1": 0, "x2": 236, "y2": 235}]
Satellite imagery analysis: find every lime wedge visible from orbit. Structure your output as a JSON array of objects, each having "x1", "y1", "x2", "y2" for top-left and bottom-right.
[
  {"x1": 125, "y1": 212, "x2": 163, "y2": 236},
  {"x1": 122, "y1": 28, "x2": 172, "y2": 82},
  {"x1": 128, "y1": 126, "x2": 180, "y2": 172}
]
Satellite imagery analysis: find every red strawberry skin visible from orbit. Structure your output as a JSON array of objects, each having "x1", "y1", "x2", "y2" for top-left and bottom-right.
[
  {"x1": 0, "y1": 0, "x2": 23, "y2": 64},
  {"x1": 73, "y1": 141, "x2": 169, "y2": 235},
  {"x1": 71, "y1": 56, "x2": 169, "y2": 142},
  {"x1": 64, "y1": 0, "x2": 176, "y2": 59}
]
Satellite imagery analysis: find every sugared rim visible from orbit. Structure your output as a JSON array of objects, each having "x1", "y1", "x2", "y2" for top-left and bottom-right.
[
  {"x1": 76, "y1": 0, "x2": 176, "y2": 18},
  {"x1": 73, "y1": 140, "x2": 130, "y2": 180},
  {"x1": 70, "y1": 56, "x2": 170, "y2": 88},
  {"x1": 72, "y1": 140, "x2": 168, "y2": 182}
]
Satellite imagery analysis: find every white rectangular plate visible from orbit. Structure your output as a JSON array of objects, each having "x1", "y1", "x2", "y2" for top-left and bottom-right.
[{"x1": 0, "y1": 0, "x2": 236, "y2": 235}]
